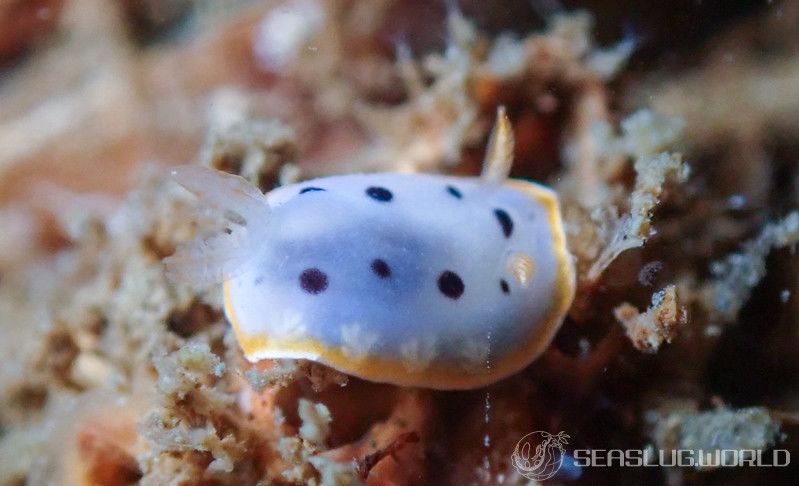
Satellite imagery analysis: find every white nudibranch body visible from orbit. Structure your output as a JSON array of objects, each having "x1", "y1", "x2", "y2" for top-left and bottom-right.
[{"x1": 166, "y1": 111, "x2": 575, "y2": 389}]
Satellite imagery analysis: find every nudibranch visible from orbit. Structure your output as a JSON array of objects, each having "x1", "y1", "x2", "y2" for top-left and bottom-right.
[{"x1": 165, "y1": 109, "x2": 575, "y2": 390}]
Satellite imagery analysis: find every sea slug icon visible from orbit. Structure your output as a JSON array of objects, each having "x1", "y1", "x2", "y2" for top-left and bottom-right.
[{"x1": 511, "y1": 431, "x2": 570, "y2": 481}]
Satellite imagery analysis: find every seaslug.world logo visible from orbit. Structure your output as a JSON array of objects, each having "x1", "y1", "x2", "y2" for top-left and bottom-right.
[
  {"x1": 511, "y1": 429, "x2": 790, "y2": 479},
  {"x1": 510, "y1": 431, "x2": 571, "y2": 481}
]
